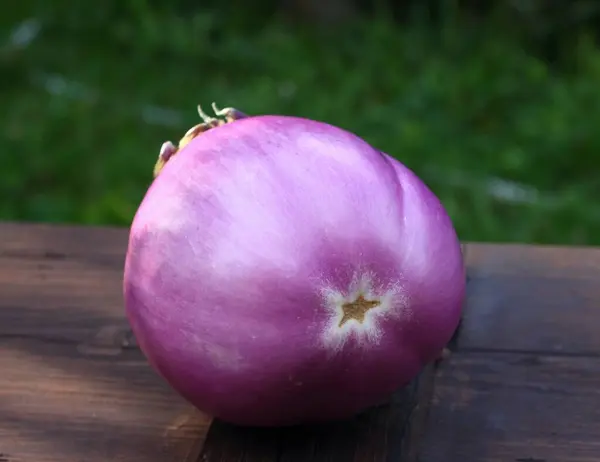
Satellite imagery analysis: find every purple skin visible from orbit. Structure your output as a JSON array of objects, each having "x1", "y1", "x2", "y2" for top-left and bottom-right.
[{"x1": 124, "y1": 113, "x2": 465, "y2": 427}]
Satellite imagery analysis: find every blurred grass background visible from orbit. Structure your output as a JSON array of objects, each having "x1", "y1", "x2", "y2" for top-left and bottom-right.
[{"x1": 2, "y1": 0, "x2": 600, "y2": 244}]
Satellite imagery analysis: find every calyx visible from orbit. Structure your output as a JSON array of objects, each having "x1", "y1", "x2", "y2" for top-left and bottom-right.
[{"x1": 153, "y1": 103, "x2": 247, "y2": 177}]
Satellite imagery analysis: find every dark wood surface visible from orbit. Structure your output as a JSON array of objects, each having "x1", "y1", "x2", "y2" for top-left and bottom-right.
[
  {"x1": 416, "y1": 243, "x2": 600, "y2": 462},
  {"x1": 0, "y1": 222, "x2": 209, "y2": 462},
  {"x1": 2, "y1": 222, "x2": 600, "y2": 461}
]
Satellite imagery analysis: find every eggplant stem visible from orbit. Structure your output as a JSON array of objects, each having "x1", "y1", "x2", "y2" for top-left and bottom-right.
[
  {"x1": 153, "y1": 103, "x2": 249, "y2": 178},
  {"x1": 197, "y1": 105, "x2": 218, "y2": 125}
]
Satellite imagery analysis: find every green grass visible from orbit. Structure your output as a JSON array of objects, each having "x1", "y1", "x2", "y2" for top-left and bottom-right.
[{"x1": 2, "y1": 3, "x2": 600, "y2": 245}]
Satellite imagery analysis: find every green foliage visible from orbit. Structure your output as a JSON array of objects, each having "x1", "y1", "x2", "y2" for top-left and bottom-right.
[{"x1": 2, "y1": 2, "x2": 600, "y2": 244}]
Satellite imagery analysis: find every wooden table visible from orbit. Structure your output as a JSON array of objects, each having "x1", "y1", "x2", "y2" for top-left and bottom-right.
[{"x1": 2, "y1": 222, "x2": 599, "y2": 462}]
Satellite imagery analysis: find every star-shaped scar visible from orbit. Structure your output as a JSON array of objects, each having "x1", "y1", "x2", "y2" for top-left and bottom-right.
[{"x1": 338, "y1": 294, "x2": 381, "y2": 327}]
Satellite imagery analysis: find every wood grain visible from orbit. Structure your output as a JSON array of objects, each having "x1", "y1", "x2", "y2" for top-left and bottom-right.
[
  {"x1": 460, "y1": 243, "x2": 600, "y2": 355},
  {"x1": 417, "y1": 351, "x2": 600, "y2": 462},
  {"x1": 0, "y1": 222, "x2": 129, "y2": 342},
  {"x1": 0, "y1": 222, "x2": 210, "y2": 462},
  {"x1": 0, "y1": 338, "x2": 208, "y2": 462}
]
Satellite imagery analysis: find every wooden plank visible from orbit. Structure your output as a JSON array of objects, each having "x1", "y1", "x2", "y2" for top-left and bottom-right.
[
  {"x1": 0, "y1": 222, "x2": 129, "y2": 343},
  {"x1": 417, "y1": 351, "x2": 600, "y2": 462},
  {"x1": 199, "y1": 363, "x2": 438, "y2": 462},
  {"x1": 460, "y1": 243, "x2": 600, "y2": 355},
  {"x1": 0, "y1": 336, "x2": 210, "y2": 462},
  {"x1": 0, "y1": 222, "x2": 210, "y2": 461}
]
